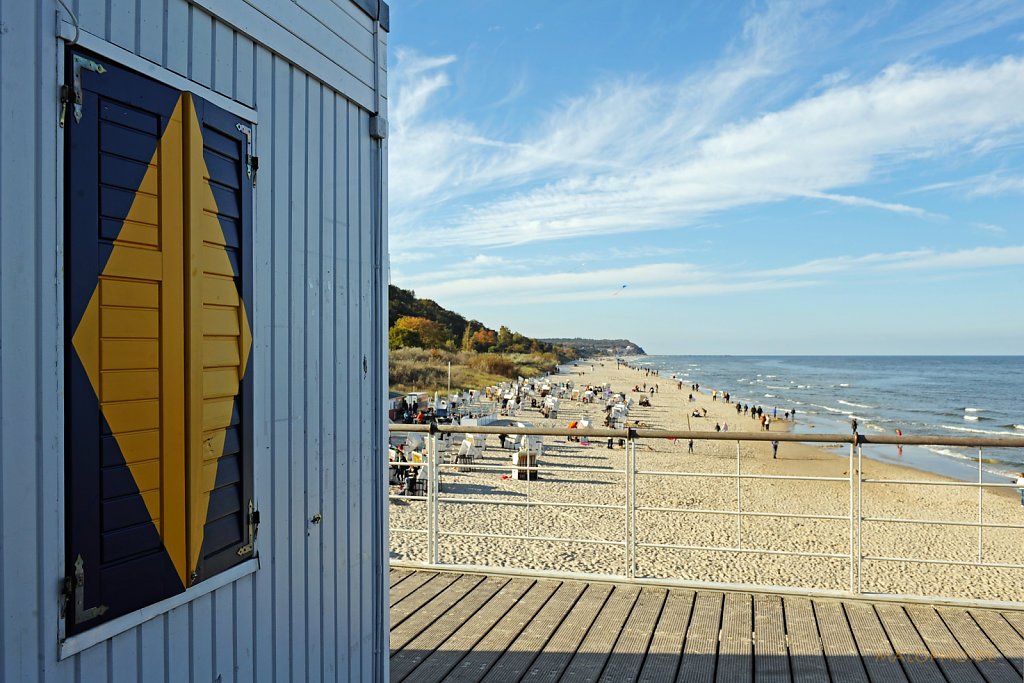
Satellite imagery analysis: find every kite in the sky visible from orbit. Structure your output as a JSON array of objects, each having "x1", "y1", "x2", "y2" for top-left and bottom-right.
[{"x1": 612, "y1": 284, "x2": 627, "y2": 296}]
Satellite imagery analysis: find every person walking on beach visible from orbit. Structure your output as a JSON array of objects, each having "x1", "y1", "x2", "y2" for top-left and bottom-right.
[
  {"x1": 896, "y1": 428, "x2": 903, "y2": 456},
  {"x1": 688, "y1": 439, "x2": 694, "y2": 453},
  {"x1": 851, "y1": 418, "x2": 858, "y2": 433},
  {"x1": 771, "y1": 441, "x2": 778, "y2": 458},
  {"x1": 1016, "y1": 472, "x2": 1024, "y2": 506}
]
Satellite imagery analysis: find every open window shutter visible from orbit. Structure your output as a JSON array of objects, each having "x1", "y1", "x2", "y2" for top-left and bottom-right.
[
  {"x1": 66, "y1": 53, "x2": 253, "y2": 635},
  {"x1": 183, "y1": 94, "x2": 255, "y2": 581}
]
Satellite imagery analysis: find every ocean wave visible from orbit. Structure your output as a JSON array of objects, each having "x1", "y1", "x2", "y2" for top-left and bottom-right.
[
  {"x1": 837, "y1": 383, "x2": 850, "y2": 387},
  {"x1": 941, "y1": 425, "x2": 1022, "y2": 437},
  {"x1": 923, "y1": 446, "x2": 975, "y2": 461},
  {"x1": 764, "y1": 394, "x2": 775, "y2": 398},
  {"x1": 964, "y1": 408, "x2": 985, "y2": 412},
  {"x1": 810, "y1": 403, "x2": 845, "y2": 414},
  {"x1": 865, "y1": 423, "x2": 887, "y2": 433},
  {"x1": 838, "y1": 400, "x2": 874, "y2": 409},
  {"x1": 1013, "y1": 425, "x2": 1024, "y2": 430}
]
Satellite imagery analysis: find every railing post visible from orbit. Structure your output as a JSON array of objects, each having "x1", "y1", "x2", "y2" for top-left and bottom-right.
[
  {"x1": 857, "y1": 443, "x2": 862, "y2": 594},
  {"x1": 736, "y1": 440, "x2": 742, "y2": 550},
  {"x1": 849, "y1": 438, "x2": 855, "y2": 593},
  {"x1": 978, "y1": 446, "x2": 983, "y2": 564},
  {"x1": 625, "y1": 429, "x2": 636, "y2": 579},
  {"x1": 429, "y1": 432, "x2": 439, "y2": 565}
]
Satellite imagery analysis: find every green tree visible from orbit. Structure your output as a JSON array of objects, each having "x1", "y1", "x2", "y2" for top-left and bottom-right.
[
  {"x1": 389, "y1": 326, "x2": 422, "y2": 349},
  {"x1": 497, "y1": 325, "x2": 513, "y2": 351}
]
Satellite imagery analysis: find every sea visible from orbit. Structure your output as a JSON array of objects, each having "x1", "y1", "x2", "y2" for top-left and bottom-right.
[{"x1": 629, "y1": 356, "x2": 1024, "y2": 484}]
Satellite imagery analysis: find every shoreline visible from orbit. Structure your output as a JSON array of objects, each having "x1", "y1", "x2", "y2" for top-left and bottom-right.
[{"x1": 611, "y1": 355, "x2": 1021, "y2": 500}]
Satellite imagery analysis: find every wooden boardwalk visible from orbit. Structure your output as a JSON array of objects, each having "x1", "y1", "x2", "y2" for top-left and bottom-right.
[{"x1": 390, "y1": 568, "x2": 1024, "y2": 683}]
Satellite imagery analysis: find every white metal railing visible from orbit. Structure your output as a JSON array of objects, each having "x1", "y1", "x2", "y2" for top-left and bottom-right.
[{"x1": 387, "y1": 422, "x2": 1024, "y2": 604}]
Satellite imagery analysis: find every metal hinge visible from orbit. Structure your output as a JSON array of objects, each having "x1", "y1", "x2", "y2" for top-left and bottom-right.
[
  {"x1": 62, "y1": 555, "x2": 108, "y2": 624},
  {"x1": 237, "y1": 500, "x2": 259, "y2": 556},
  {"x1": 70, "y1": 55, "x2": 105, "y2": 123},
  {"x1": 235, "y1": 123, "x2": 258, "y2": 186}
]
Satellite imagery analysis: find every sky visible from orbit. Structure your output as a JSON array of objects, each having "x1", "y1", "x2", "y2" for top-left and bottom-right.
[{"x1": 385, "y1": 0, "x2": 1024, "y2": 356}]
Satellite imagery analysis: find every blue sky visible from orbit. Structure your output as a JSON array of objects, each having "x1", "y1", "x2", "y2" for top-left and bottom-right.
[{"x1": 385, "y1": 1, "x2": 1024, "y2": 355}]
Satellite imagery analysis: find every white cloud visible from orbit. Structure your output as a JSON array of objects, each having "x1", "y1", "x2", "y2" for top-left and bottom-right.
[
  {"x1": 390, "y1": 39, "x2": 1024, "y2": 248},
  {"x1": 971, "y1": 222, "x2": 1006, "y2": 234},
  {"x1": 410, "y1": 244, "x2": 1024, "y2": 305}
]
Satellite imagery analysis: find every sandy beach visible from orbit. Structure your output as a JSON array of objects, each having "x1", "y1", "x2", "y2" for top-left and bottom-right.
[{"x1": 390, "y1": 360, "x2": 1024, "y2": 602}]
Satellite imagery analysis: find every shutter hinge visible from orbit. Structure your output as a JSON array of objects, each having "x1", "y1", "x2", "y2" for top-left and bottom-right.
[
  {"x1": 62, "y1": 555, "x2": 108, "y2": 624},
  {"x1": 71, "y1": 55, "x2": 105, "y2": 123},
  {"x1": 237, "y1": 500, "x2": 259, "y2": 556},
  {"x1": 235, "y1": 123, "x2": 258, "y2": 186}
]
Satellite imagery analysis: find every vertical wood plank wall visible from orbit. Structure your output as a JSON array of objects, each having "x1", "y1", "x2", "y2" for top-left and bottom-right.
[{"x1": 0, "y1": 0, "x2": 389, "y2": 680}]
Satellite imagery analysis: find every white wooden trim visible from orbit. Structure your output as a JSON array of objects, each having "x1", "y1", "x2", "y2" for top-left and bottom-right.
[
  {"x1": 57, "y1": 20, "x2": 259, "y2": 122},
  {"x1": 59, "y1": 559, "x2": 259, "y2": 659}
]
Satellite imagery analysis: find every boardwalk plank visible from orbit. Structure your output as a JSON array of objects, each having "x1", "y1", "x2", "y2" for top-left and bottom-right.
[
  {"x1": 1002, "y1": 611, "x2": 1024, "y2": 640},
  {"x1": 813, "y1": 600, "x2": 869, "y2": 683},
  {"x1": 391, "y1": 574, "x2": 487, "y2": 653},
  {"x1": 391, "y1": 570, "x2": 448, "y2": 611},
  {"x1": 442, "y1": 580, "x2": 562, "y2": 683},
  {"x1": 517, "y1": 583, "x2": 614, "y2": 682},
  {"x1": 904, "y1": 605, "x2": 984, "y2": 683},
  {"x1": 716, "y1": 592, "x2": 752, "y2": 683},
  {"x1": 395, "y1": 577, "x2": 528, "y2": 683},
  {"x1": 783, "y1": 597, "x2": 830, "y2": 683},
  {"x1": 389, "y1": 569, "x2": 1024, "y2": 683},
  {"x1": 753, "y1": 594, "x2": 789, "y2": 683},
  {"x1": 391, "y1": 568, "x2": 413, "y2": 587},
  {"x1": 873, "y1": 604, "x2": 945, "y2": 683},
  {"x1": 598, "y1": 588, "x2": 668, "y2": 683},
  {"x1": 637, "y1": 589, "x2": 694, "y2": 683},
  {"x1": 844, "y1": 603, "x2": 907, "y2": 683},
  {"x1": 937, "y1": 607, "x2": 1021, "y2": 683},
  {"x1": 478, "y1": 581, "x2": 589, "y2": 683},
  {"x1": 560, "y1": 585, "x2": 642, "y2": 682},
  {"x1": 392, "y1": 576, "x2": 509, "y2": 681},
  {"x1": 677, "y1": 591, "x2": 724, "y2": 683},
  {"x1": 971, "y1": 610, "x2": 1024, "y2": 676}
]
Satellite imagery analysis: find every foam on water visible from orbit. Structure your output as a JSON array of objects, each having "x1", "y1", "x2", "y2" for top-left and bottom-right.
[
  {"x1": 942, "y1": 424, "x2": 1021, "y2": 436},
  {"x1": 838, "y1": 400, "x2": 873, "y2": 409}
]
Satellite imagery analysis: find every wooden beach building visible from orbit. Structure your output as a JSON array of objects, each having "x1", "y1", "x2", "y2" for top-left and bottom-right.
[{"x1": 0, "y1": 0, "x2": 390, "y2": 679}]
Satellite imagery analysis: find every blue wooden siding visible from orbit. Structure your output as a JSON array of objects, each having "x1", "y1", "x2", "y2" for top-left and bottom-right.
[{"x1": 0, "y1": 0, "x2": 389, "y2": 680}]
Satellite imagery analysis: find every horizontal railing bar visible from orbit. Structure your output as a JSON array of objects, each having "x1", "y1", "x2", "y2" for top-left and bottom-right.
[
  {"x1": 388, "y1": 423, "x2": 1024, "y2": 448},
  {"x1": 637, "y1": 470, "x2": 848, "y2": 482},
  {"x1": 438, "y1": 530, "x2": 625, "y2": 546},
  {"x1": 388, "y1": 494, "x2": 428, "y2": 501},
  {"x1": 861, "y1": 555, "x2": 1024, "y2": 569},
  {"x1": 861, "y1": 516, "x2": 1024, "y2": 530},
  {"x1": 436, "y1": 496, "x2": 625, "y2": 511},
  {"x1": 636, "y1": 542, "x2": 848, "y2": 559},
  {"x1": 637, "y1": 506, "x2": 849, "y2": 521},
  {"x1": 390, "y1": 528, "x2": 427, "y2": 534},
  {"x1": 436, "y1": 463, "x2": 625, "y2": 475},
  {"x1": 860, "y1": 479, "x2": 1022, "y2": 488}
]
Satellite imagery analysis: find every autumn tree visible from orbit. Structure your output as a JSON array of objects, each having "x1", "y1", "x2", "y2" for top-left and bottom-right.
[
  {"x1": 393, "y1": 316, "x2": 449, "y2": 348},
  {"x1": 469, "y1": 329, "x2": 497, "y2": 352}
]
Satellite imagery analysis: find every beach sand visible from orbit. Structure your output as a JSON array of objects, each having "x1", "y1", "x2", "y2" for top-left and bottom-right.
[{"x1": 389, "y1": 360, "x2": 1024, "y2": 602}]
